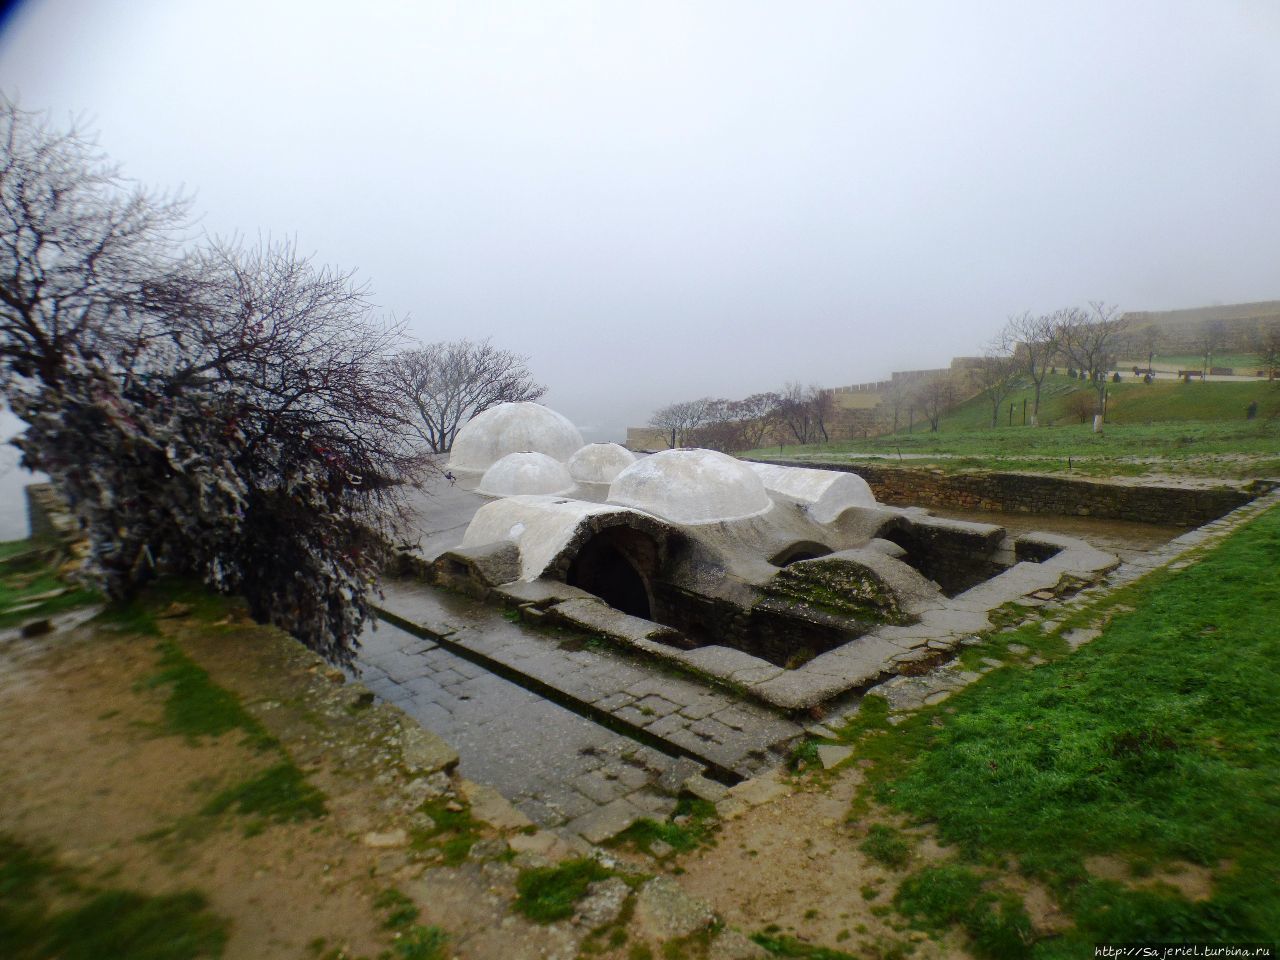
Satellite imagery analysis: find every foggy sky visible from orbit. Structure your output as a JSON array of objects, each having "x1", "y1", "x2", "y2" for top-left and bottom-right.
[{"x1": 2, "y1": 1, "x2": 1278, "y2": 440}]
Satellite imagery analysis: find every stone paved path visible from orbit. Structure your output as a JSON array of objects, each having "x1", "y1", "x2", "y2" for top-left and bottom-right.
[
  {"x1": 356, "y1": 618, "x2": 699, "y2": 842},
  {"x1": 374, "y1": 581, "x2": 804, "y2": 779}
]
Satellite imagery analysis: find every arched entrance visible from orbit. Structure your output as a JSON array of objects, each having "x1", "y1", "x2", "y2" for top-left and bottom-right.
[{"x1": 565, "y1": 527, "x2": 657, "y2": 620}]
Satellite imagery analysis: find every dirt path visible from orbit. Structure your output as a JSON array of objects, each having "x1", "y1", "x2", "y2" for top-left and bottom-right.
[{"x1": 0, "y1": 607, "x2": 589, "y2": 960}]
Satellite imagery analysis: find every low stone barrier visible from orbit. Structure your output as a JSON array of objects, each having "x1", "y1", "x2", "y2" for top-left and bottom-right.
[{"x1": 749, "y1": 461, "x2": 1264, "y2": 527}]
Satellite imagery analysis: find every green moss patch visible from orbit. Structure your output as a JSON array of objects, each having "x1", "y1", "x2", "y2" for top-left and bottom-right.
[
  {"x1": 141, "y1": 639, "x2": 276, "y2": 748},
  {"x1": 0, "y1": 832, "x2": 227, "y2": 960},
  {"x1": 514, "y1": 858, "x2": 613, "y2": 924},
  {"x1": 201, "y1": 762, "x2": 326, "y2": 824}
]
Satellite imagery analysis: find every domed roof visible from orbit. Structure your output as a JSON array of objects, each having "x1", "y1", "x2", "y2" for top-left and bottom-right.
[
  {"x1": 448, "y1": 402, "x2": 584, "y2": 473},
  {"x1": 608, "y1": 449, "x2": 772, "y2": 525},
  {"x1": 477, "y1": 452, "x2": 575, "y2": 498},
  {"x1": 568, "y1": 442, "x2": 637, "y2": 484}
]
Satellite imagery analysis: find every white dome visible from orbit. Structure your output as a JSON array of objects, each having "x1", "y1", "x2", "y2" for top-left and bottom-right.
[
  {"x1": 448, "y1": 402, "x2": 584, "y2": 473},
  {"x1": 568, "y1": 442, "x2": 637, "y2": 484},
  {"x1": 608, "y1": 449, "x2": 772, "y2": 525},
  {"x1": 477, "y1": 452, "x2": 576, "y2": 497}
]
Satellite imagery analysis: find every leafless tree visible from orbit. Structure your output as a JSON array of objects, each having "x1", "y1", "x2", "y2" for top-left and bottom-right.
[
  {"x1": 0, "y1": 98, "x2": 190, "y2": 388},
  {"x1": 774, "y1": 382, "x2": 832, "y2": 444},
  {"x1": 649, "y1": 397, "x2": 713, "y2": 447},
  {"x1": 1195, "y1": 319, "x2": 1228, "y2": 379},
  {"x1": 971, "y1": 347, "x2": 1021, "y2": 429},
  {"x1": 879, "y1": 378, "x2": 913, "y2": 434},
  {"x1": 388, "y1": 338, "x2": 545, "y2": 453},
  {"x1": 0, "y1": 99, "x2": 426, "y2": 664},
  {"x1": 913, "y1": 375, "x2": 957, "y2": 432},
  {"x1": 1253, "y1": 320, "x2": 1280, "y2": 381},
  {"x1": 1056, "y1": 302, "x2": 1128, "y2": 416},
  {"x1": 1002, "y1": 311, "x2": 1061, "y2": 425},
  {"x1": 732, "y1": 392, "x2": 781, "y2": 449},
  {"x1": 1129, "y1": 324, "x2": 1160, "y2": 375}
]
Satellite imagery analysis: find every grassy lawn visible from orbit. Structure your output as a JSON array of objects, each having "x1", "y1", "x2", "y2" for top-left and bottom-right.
[
  {"x1": 744, "y1": 376, "x2": 1280, "y2": 477},
  {"x1": 836, "y1": 502, "x2": 1280, "y2": 956}
]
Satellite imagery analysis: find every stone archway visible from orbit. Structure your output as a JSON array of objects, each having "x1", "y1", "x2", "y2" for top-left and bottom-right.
[{"x1": 565, "y1": 526, "x2": 659, "y2": 620}]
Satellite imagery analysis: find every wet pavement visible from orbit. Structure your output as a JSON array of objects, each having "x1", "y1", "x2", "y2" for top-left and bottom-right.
[
  {"x1": 356, "y1": 618, "x2": 693, "y2": 840},
  {"x1": 373, "y1": 581, "x2": 804, "y2": 779}
]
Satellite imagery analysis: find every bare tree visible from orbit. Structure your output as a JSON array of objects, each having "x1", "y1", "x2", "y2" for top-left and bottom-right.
[
  {"x1": 879, "y1": 378, "x2": 913, "y2": 434},
  {"x1": 0, "y1": 99, "x2": 190, "y2": 388},
  {"x1": 0, "y1": 99, "x2": 426, "y2": 664},
  {"x1": 1253, "y1": 319, "x2": 1280, "y2": 382},
  {"x1": 389, "y1": 338, "x2": 545, "y2": 453},
  {"x1": 971, "y1": 348, "x2": 1021, "y2": 429},
  {"x1": 649, "y1": 397, "x2": 713, "y2": 447},
  {"x1": 775, "y1": 382, "x2": 832, "y2": 445},
  {"x1": 810, "y1": 386, "x2": 835, "y2": 443},
  {"x1": 1057, "y1": 302, "x2": 1128, "y2": 416},
  {"x1": 732, "y1": 392, "x2": 781, "y2": 450},
  {"x1": 913, "y1": 375, "x2": 957, "y2": 432},
  {"x1": 1195, "y1": 319, "x2": 1228, "y2": 380},
  {"x1": 1130, "y1": 324, "x2": 1160, "y2": 375},
  {"x1": 1003, "y1": 311, "x2": 1061, "y2": 425}
]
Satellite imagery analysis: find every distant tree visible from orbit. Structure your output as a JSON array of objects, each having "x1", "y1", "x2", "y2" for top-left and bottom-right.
[
  {"x1": 1066, "y1": 390, "x2": 1095, "y2": 424},
  {"x1": 1195, "y1": 319, "x2": 1228, "y2": 380},
  {"x1": 0, "y1": 98, "x2": 425, "y2": 665},
  {"x1": 732, "y1": 392, "x2": 781, "y2": 450},
  {"x1": 1003, "y1": 311, "x2": 1061, "y2": 425},
  {"x1": 971, "y1": 348, "x2": 1021, "y2": 429},
  {"x1": 1252, "y1": 319, "x2": 1280, "y2": 382},
  {"x1": 649, "y1": 397, "x2": 713, "y2": 447},
  {"x1": 913, "y1": 375, "x2": 957, "y2": 432},
  {"x1": 1130, "y1": 324, "x2": 1160, "y2": 374},
  {"x1": 879, "y1": 378, "x2": 913, "y2": 434},
  {"x1": 1057, "y1": 302, "x2": 1128, "y2": 417},
  {"x1": 389, "y1": 338, "x2": 545, "y2": 453},
  {"x1": 774, "y1": 382, "x2": 832, "y2": 444}
]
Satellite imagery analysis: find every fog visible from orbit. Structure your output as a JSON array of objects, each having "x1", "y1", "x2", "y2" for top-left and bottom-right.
[{"x1": 2, "y1": 1, "x2": 1278, "y2": 441}]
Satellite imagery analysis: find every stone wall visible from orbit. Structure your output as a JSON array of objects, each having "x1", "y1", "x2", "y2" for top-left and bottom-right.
[
  {"x1": 25, "y1": 483, "x2": 79, "y2": 543},
  {"x1": 751, "y1": 460, "x2": 1262, "y2": 527}
]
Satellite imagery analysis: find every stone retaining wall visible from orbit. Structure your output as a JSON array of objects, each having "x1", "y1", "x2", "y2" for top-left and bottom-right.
[
  {"x1": 751, "y1": 461, "x2": 1263, "y2": 527},
  {"x1": 25, "y1": 483, "x2": 79, "y2": 543}
]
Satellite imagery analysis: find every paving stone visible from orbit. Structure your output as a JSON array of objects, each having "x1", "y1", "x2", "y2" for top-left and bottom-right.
[
  {"x1": 1063, "y1": 627, "x2": 1101, "y2": 650},
  {"x1": 634, "y1": 694, "x2": 681, "y2": 718},
  {"x1": 564, "y1": 797, "x2": 645, "y2": 844},
  {"x1": 682, "y1": 774, "x2": 729, "y2": 804},
  {"x1": 816, "y1": 744, "x2": 854, "y2": 769},
  {"x1": 594, "y1": 692, "x2": 636, "y2": 712},
  {"x1": 572, "y1": 770, "x2": 627, "y2": 805}
]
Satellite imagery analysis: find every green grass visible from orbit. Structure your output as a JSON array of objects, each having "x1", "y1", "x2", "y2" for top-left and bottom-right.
[
  {"x1": 142, "y1": 639, "x2": 277, "y2": 748},
  {"x1": 513, "y1": 858, "x2": 613, "y2": 923},
  {"x1": 409, "y1": 797, "x2": 485, "y2": 866},
  {"x1": 201, "y1": 762, "x2": 327, "y2": 824},
  {"x1": 610, "y1": 796, "x2": 720, "y2": 855},
  {"x1": 0, "y1": 541, "x2": 99, "y2": 629},
  {"x1": 859, "y1": 824, "x2": 914, "y2": 869},
  {"x1": 746, "y1": 375, "x2": 1280, "y2": 477},
  {"x1": 838, "y1": 504, "x2": 1280, "y2": 954},
  {"x1": 372, "y1": 889, "x2": 448, "y2": 960},
  {"x1": 0, "y1": 832, "x2": 227, "y2": 960}
]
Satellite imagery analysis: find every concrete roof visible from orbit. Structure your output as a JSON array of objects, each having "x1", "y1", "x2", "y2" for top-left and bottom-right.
[{"x1": 448, "y1": 402, "x2": 584, "y2": 473}]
